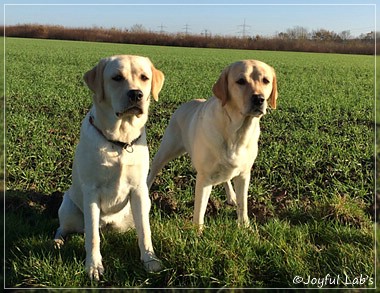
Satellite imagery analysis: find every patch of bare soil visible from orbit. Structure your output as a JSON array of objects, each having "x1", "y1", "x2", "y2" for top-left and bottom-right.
[
  {"x1": 5, "y1": 190, "x2": 63, "y2": 218},
  {"x1": 151, "y1": 191, "x2": 178, "y2": 215}
]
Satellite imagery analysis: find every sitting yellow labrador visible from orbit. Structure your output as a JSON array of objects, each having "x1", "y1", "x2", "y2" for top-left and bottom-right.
[
  {"x1": 148, "y1": 60, "x2": 277, "y2": 230},
  {"x1": 54, "y1": 55, "x2": 164, "y2": 280}
]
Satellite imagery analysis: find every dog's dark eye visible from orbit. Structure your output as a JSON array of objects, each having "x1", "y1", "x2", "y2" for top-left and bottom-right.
[
  {"x1": 236, "y1": 78, "x2": 246, "y2": 85},
  {"x1": 141, "y1": 74, "x2": 149, "y2": 81},
  {"x1": 263, "y1": 77, "x2": 270, "y2": 84},
  {"x1": 112, "y1": 75, "x2": 124, "y2": 82}
]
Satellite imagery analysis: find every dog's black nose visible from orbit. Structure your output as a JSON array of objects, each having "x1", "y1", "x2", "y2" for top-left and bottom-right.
[
  {"x1": 252, "y1": 94, "x2": 265, "y2": 106},
  {"x1": 127, "y1": 90, "x2": 143, "y2": 102}
]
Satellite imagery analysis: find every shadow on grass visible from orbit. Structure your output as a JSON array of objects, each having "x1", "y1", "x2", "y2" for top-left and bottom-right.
[
  {"x1": 5, "y1": 189, "x2": 63, "y2": 220},
  {"x1": 4, "y1": 190, "x2": 178, "y2": 288},
  {"x1": 5, "y1": 190, "x2": 64, "y2": 287}
]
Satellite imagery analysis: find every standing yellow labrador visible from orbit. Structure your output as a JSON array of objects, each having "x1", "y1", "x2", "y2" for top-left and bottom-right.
[
  {"x1": 148, "y1": 60, "x2": 277, "y2": 230},
  {"x1": 54, "y1": 55, "x2": 164, "y2": 280}
]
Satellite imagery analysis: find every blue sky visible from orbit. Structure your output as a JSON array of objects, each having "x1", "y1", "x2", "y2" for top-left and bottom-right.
[{"x1": 2, "y1": 1, "x2": 377, "y2": 37}]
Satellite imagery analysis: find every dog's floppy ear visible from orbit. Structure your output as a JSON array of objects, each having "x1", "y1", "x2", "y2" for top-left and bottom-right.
[
  {"x1": 268, "y1": 68, "x2": 278, "y2": 109},
  {"x1": 83, "y1": 58, "x2": 108, "y2": 102},
  {"x1": 151, "y1": 65, "x2": 165, "y2": 101},
  {"x1": 212, "y1": 67, "x2": 229, "y2": 106}
]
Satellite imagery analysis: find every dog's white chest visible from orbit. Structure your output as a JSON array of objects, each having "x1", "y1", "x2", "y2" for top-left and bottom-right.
[
  {"x1": 97, "y1": 148, "x2": 145, "y2": 211},
  {"x1": 100, "y1": 146, "x2": 138, "y2": 167},
  {"x1": 209, "y1": 147, "x2": 254, "y2": 183}
]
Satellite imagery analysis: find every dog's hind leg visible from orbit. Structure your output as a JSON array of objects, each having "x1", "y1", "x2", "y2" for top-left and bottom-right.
[
  {"x1": 224, "y1": 180, "x2": 237, "y2": 206},
  {"x1": 147, "y1": 122, "x2": 186, "y2": 189},
  {"x1": 54, "y1": 189, "x2": 84, "y2": 248}
]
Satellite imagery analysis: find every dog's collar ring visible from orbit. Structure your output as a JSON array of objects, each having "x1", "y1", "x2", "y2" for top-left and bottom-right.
[{"x1": 119, "y1": 139, "x2": 139, "y2": 153}]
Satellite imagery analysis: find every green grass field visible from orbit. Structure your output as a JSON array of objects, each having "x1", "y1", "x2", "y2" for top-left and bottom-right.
[{"x1": 4, "y1": 37, "x2": 376, "y2": 289}]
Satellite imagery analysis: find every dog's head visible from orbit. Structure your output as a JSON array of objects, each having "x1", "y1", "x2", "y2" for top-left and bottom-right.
[
  {"x1": 212, "y1": 60, "x2": 277, "y2": 117},
  {"x1": 84, "y1": 55, "x2": 164, "y2": 119}
]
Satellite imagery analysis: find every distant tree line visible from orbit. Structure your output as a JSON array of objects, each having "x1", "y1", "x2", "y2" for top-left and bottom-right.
[
  {"x1": 277, "y1": 25, "x2": 375, "y2": 43},
  {"x1": 1, "y1": 24, "x2": 376, "y2": 55}
]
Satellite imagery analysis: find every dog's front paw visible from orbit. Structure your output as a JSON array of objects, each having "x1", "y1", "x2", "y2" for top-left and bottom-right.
[
  {"x1": 86, "y1": 258, "x2": 104, "y2": 281},
  {"x1": 237, "y1": 219, "x2": 250, "y2": 228},
  {"x1": 54, "y1": 238, "x2": 64, "y2": 249},
  {"x1": 144, "y1": 259, "x2": 162, "y2": 273},
  {"x1": 142, "y1": 253, "x2": 162, "y2": 273},
  {"x1": 54, "y1": 228, "x2": 65, "y2": 249}
]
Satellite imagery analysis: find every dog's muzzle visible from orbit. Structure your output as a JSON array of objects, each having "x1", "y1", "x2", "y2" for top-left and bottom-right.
[
  {"x1": 249, "y1": 94, "x2": 266, "y2": 116},
  {"x1": 127, "y1": 89, "x2": 143, "y2": 103},
  {"x1": 116, "y1": 90, "x2": 144, "y2": 117}
]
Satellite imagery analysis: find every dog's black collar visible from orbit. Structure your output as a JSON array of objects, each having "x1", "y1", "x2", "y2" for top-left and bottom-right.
[{"x1": 89, "y1": 115, "x2": 141, "y2": 153}]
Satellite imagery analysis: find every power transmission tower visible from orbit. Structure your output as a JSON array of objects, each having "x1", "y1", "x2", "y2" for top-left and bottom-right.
[
  {"x1": 202, "y1": 29, "x2": 210, "y2": 38},
  {"x1": 238, "y1": 19, "x2": 251, "y2": 38},
  {"x1": 183, "y1": 24, "x2": 190, "y2": 35},
  {"x1": 158, "y1": 24, "x2": 166, "y2": 34}
]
